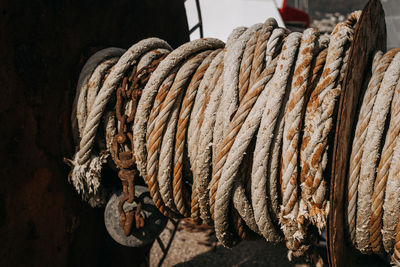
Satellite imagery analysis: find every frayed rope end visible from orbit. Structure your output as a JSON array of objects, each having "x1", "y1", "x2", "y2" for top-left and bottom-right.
[{"x1": 65, "y1": 153, "x2": 109, "y2": 207}]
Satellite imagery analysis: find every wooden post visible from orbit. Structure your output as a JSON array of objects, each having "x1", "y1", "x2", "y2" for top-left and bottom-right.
[{"x1": 328, "y1": 0, "x2": 387, "y2": 266}]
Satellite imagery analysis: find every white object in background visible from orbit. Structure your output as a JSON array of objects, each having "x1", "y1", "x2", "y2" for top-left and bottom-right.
[
  {"x1": 185, "y1": 0, "x2": 285, "y2": 41},
  {"x1": 273, "y1": 0, "x2": 285, "y2": 9},
  {"x1": 381, "y1": 0, "x2": 400, "y2": 49}
]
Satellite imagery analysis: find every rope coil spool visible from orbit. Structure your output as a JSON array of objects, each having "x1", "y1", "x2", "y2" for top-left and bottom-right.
[{"x1": 66, "y1": 1, "x2": 400, "y2": 265}]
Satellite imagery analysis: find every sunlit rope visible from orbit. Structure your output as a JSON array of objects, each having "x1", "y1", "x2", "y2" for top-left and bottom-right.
[{"x1": 67, "y1": 11, "x2": 400, "y2": 265}]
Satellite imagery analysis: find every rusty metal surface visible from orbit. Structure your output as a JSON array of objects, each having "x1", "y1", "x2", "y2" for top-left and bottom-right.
[
  {"x1": 112, "y1": 53, "x2": 167, "y2": 237},
  {"x1": 104, "y1": 186, "x2": 167, "y2": 247}
]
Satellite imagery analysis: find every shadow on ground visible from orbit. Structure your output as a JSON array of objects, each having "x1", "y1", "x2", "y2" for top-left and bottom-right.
[
  {"x1": 174, "y1": 240, "x2": 306, "y2": 267},
  {"x1": 150, "y1": 221, "x2": 390, "y2": 267}
]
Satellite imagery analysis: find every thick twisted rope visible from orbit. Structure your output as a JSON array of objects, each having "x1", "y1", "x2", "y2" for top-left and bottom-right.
[
  {"x1": 191, "y1": 51, "x2": 225, "y2": 224},
  {"x1": 356, "y1": 52, "x2": 400, "y2": 253},
  {"x1": 368, "y1": 50, "x2": 400, "y2": 253},
  {"x1": 279, "y1": 28, "x2": 319, "y2": 252},
  {"x1": 346, "y1": 49, "x2": 399, "y2": 247},
  {"x1": 173, "y1": 49, "x2": 222, "y2": 217},
  {"x1": 232, "y1": 19, "x2": 278, "y2": 235},
  {"x1": 384, "y1": 125, "x2": 400, "y2": 257},
  {"x1": 300, "y1": 20, "x2": 355, "y2": 232},
  {"x1": 69, "y1": 40, "x2": 172, "y2": 206},
  {"x1": 142, "y1": 39, "x2": 224, "y2": 218},
  {"x1": 147, "y1": 50, "x2": 213, "y2": 217},
  {"x1": 68, "y1": 12, "x2": 400, "y2": 265},
  {"x1": 347, "y1": 50, "x2": 397, "y2": 245}
]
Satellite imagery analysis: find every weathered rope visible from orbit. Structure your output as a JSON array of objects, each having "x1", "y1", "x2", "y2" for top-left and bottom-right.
[
  {"x1": 173, "y1": 49, "x2": 222, "y2": 218},
  {"x1": 69, "y1": 40, "x2": 172, "y2": 206},
  {"x1": 346, "y1": 48, "x2": 399, "y2": 247},
  {"x1": 191, "y1": 50, "x2": 225, "y2": 224},
  {"x1": 68, "y1": 11, "x2": 400, "y2": 265},
  {"x1": 279, "y1": 28, "x2": 319, "y2": 253},
  {"x1": 300, "y1": 20, "x2": 355, "y2": 232},
  {"x1": 371, "y1": 63, "x2": 400, "y2": 253},
  {"x1": 356, "y1": 51, "x2": 400, "y2": 253}
]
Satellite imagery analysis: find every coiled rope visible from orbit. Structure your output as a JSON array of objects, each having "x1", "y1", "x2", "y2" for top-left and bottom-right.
[{"x1": 67, "y1": 11, "x2": 400, "y2": 265}]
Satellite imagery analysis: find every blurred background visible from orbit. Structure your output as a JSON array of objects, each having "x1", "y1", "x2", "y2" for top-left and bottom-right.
[{"x1": 185, "y1": 0, "x2": 400, "y2": 47}]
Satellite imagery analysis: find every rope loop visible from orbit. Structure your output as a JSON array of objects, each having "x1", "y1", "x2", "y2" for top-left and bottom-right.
[{"x1": 67, "y1": 12, "x2": 400, "y2": 264}]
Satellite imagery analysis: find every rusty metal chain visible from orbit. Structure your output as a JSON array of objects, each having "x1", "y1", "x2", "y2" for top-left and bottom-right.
[{"x1": 112, "y1": 52, "x2": 168, "y2": 236}]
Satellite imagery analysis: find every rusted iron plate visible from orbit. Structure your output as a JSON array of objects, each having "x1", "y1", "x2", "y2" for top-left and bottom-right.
[
  {"x1": 105, "y1": 185, "x2": 168, "y2": 247},
  {"x1": 328, "y1": 0, "x2": 387, "y2": 266}
]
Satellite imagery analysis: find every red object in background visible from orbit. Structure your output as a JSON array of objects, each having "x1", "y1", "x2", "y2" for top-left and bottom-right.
[{"x1": 279, "y1": 0, "x2": 310, "y2": 27}]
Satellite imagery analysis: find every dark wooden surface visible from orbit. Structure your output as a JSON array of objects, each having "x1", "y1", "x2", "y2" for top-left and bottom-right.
[
  {"x1": 0, "y1": 1, "x2": 189, "y2": 266},
  {"x1": 328, "y1": 0, "x2": 387, "y2": 266}
]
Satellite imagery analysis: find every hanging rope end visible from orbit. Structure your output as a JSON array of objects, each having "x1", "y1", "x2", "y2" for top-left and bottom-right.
[{"x1": 67, "y1": 153, "x2": 109, "y2": 207}]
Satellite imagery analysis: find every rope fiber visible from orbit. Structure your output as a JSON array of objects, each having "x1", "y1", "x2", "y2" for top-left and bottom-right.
[{"x1": 67, "y1": 11, "x2": 400, "y2": 265}]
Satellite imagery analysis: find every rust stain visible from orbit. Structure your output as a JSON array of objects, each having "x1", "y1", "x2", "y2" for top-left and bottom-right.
[{"x1": 311, "y1": 144, "x2": 324, "y2": 169}]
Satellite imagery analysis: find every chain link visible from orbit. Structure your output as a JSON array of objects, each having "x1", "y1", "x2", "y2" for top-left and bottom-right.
[{"x1": 112, "y1": 52, "x2": 168, "y2": 236}]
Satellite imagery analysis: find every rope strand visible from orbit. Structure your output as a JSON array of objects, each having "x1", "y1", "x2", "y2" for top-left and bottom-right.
[{"x1": 68, "y1": 13, "x2": 400, "y2": 264}]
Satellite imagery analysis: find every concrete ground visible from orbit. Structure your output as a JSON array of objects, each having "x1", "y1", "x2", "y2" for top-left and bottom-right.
[
  {"x1": 150, "y1": 220, "x2": 390, "y2": 267},
  {"x1": 150, "y1": 220, "x2": 309, "y2": 267}
]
